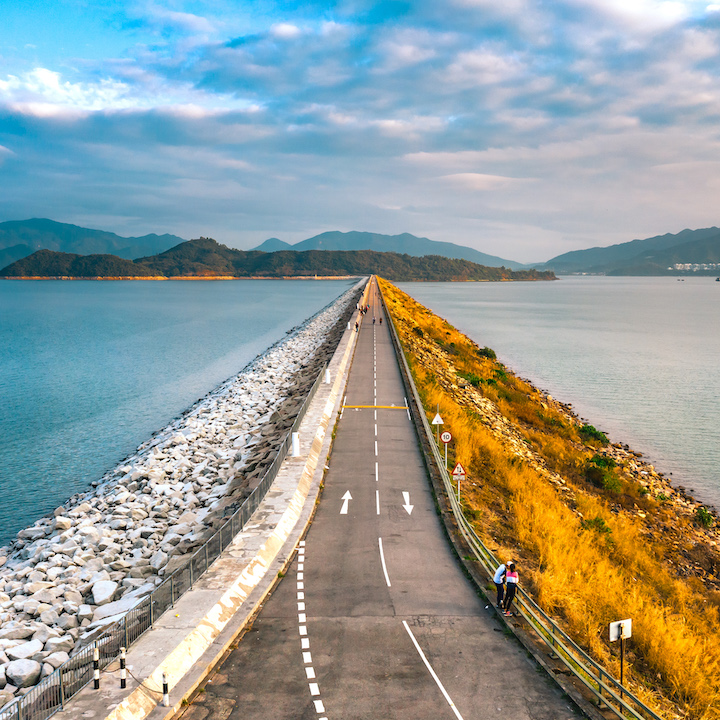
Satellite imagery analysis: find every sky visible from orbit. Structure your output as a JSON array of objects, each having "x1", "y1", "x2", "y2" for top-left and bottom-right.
[{"x1": 2, "y1": 1, "x2": 720, "y2": 262}]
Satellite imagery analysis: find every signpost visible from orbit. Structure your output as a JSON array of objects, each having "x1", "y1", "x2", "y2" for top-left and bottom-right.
[
  {"x1": 431, "y1": 412, "x2": 444, "y2": 444},
  {"x1": 609, "y1": 618, "x2": 632, "y2": 697},
  {"x1": 440, "y1": 430, "x2": 452, "y2": 469},
  {"x1": 452, "y1": 462, "x2": 466, "y2": 502}
]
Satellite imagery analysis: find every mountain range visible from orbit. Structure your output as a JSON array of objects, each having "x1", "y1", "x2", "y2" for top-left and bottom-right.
[
  {"x1": 1, "y1": 219, "x2": 720, "y2": 276},
  {"x1": 251, "y1": 230, "x2": 526, "y2": 270},
  {"x1": 0, "y1": 237, "x2": 555, "y2": 282},
  {"x1": 0, "y1": 219, "x2": 184, "y2": 270},
  {"x1": 538, "y1": 227, "x2": 720, "y2": 275}
]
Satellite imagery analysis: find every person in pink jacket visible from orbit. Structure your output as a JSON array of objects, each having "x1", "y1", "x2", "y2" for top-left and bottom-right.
[{"x1": 503, "y1": 562, "x2": 518, "y2": 616}]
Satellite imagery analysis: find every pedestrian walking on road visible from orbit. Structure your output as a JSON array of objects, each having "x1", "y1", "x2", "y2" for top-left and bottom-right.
[
  {"x1": 379, "y1": 317, "x2": 382, "y2": 324},
  {"x1": 503, "y1": 562, "x2": 518, "y2": 616},
  {"x1": 493, "y1": 562, "x2": 507, "y2": 608},
  {"x1": 355, "y1": 321, "x2": 359, "y2": 332},
  {"x1": 373, "y1": 316, "x2": 376, "y2": 324}
]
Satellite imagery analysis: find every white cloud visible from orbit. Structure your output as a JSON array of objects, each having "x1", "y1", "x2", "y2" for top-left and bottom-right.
[
  {"x1": 271, "y1": 23, "x2": 302, "y2": 39},
  {"x1": 445, "y1": 49, "x2": 524, "y2": 86},
  {"x1": 142, "y1": 4, "x2": 216, "y2": 34},
  {"x1": 439, "y1": 172, "x2": 520, "y2": 190}
]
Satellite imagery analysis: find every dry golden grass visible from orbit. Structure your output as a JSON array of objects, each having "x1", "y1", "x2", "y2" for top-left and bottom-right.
[{"x1": 379, "y1": 277, "x2": 720, "y2": 719}]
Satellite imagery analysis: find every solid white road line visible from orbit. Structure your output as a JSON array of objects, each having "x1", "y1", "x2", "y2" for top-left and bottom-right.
[
  {"x1": 402, "y1": 621, "x2": 465, "y2": 720},
  {"x1": 378, "y1": 537, "x2": 391, "y2": 587}
]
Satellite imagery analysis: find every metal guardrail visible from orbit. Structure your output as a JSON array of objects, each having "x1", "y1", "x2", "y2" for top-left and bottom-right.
[
  {"x1": 1, "y1": 361, "x2": 329, "y2": 720},
  {"x1": 377, "y1": 280, "x2": 665, "y2": 720}
]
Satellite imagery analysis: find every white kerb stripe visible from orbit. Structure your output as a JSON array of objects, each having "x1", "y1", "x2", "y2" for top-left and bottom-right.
[{"x1": 402, "y1": 621, "x2": 464, "y2": 720}]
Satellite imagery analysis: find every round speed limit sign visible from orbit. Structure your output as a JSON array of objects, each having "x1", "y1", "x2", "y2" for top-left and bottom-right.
[{"x1": 440, "y1": 431, "x2": 452, "y2": 444}]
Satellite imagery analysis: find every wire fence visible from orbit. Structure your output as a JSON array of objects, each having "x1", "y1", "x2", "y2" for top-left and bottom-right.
[
  {"x1": 0, "y1": 361, "x2": 329, "y2": 720},
  {"x1": 378, "y1": 282, "x2": 665, "y2": 720}
]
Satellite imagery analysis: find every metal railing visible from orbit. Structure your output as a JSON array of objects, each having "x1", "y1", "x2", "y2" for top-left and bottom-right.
[
  {"x1": 378, "y1": 281, "x2": 665, "y2": 720},
  {"x1": 1, "y1": 361, "x2": 329, "y2": 720}
]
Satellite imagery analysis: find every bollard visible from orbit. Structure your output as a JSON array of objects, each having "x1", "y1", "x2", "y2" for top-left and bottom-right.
[
  {"x1": 292, "y1": 432, "x2": 300, "y2": 457},
  {"x1": 120, "y1": 647, "x2": 126, "y2": 689},
  {"x1": 93, "y1": 646, "x2": 100, "y2": 690},
  {"x1": 347, "y1": 322, "x2": 351, "y2": 330},
  {"x1": 324, "y1": 368, "x2": 331, "y2": 384},
  {"x1": 162, "y1": 672, "x2": 170, "y2": 706}
]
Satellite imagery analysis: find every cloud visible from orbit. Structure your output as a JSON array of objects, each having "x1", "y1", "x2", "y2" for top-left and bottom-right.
[
  {"x1": 3, "y1": 0, "x2": 720, "y2": 259},
  {"x1": 271, "y1": 23, "x2": 303, "y2": 39}
]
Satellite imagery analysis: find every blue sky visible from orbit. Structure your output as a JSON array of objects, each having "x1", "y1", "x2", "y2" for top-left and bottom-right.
[{"x1": 2, "y1": 0, "x2": 720, "y2": 261}]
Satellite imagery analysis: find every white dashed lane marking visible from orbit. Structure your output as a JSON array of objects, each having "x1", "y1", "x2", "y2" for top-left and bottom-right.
[{"x1": 295, "y1": 540, "x2": 327, "y2": 716}]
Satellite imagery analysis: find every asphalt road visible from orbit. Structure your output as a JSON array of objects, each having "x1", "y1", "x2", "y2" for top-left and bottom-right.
[{"x1": 176, "y1": 278, "x2": 579, "y2": 720}]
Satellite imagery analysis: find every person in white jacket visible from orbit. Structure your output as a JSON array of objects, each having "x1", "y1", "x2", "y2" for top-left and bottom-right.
[{"x1": 493, "y1": 562, "x2": 507, "y2": 608}]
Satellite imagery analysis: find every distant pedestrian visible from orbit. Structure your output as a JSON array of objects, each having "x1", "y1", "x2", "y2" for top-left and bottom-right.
[
  {"x1": 503, "y1": 562, "x2": 518, "y2": 616},
  {"x1": 379, "y1": 317, "x2": 382, "y2": 324},
  {"x1": 373, "y1": 316, "x2": 376, "y2": 324},
  {"x1": 355, "y1": 321, "x2": 359, "y2": 332},
  {"x1": 493, "y1": 562, "x2": 507, "y2": 609}
]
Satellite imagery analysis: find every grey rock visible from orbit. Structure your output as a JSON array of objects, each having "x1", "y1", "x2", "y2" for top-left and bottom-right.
[
  {"x1": 44, "y1": 651, "x2": 70, "y2": 669},
  {"x1": 7, "y1": 639, "x2": 43, "y2": 661},
  {"x1": 5, "y1": 659, "x2": 41, "y2": 687},
  {"x1": 44, "y1": 636, "x2": 74, "y2": 654},
  {"x1": 91, "y1": 581, "x2": 117, "y2": 606}
]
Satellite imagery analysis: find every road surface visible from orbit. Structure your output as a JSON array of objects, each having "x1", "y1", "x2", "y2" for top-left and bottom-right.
[{"x1": 176, "y1": 278, "x2": 578, "y2": 720}]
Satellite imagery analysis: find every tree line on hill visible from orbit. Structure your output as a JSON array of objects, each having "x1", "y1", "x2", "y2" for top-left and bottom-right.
[{"x1": 0, "y1": 237, "x2": 556, "y2": 282}]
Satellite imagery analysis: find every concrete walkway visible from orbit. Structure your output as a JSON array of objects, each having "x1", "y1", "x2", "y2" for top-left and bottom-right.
[
  {"x1": 54, "y1": 281, "x2": 371, "y2": 720},
  {"x1": 177, "y1": 278, "x2": 579, "y2": 720}
]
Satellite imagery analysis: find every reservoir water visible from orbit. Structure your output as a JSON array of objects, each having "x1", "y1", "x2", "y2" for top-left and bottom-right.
[
  {"x1": 2, "y1": 276, "x2": 718, "y2": 549},
  {"x1": 0, "y1": 279, "x2": 354, "y2": 548},
  {"x1": 399, "y1": 276, "x2": 720, "y2": 509}
]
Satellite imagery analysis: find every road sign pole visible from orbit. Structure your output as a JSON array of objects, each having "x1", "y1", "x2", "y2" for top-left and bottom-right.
[
  {"x1": 444, "y1": 442, "x2": 447, "y2": 470},
  {"x1": 620, "y1": 635, "x2": 624, "y2": 699}
]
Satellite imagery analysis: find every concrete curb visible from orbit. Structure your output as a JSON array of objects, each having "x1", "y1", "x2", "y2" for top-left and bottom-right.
[{"x1": 54, "y1": 280, "x2": 369, "y2": 720}]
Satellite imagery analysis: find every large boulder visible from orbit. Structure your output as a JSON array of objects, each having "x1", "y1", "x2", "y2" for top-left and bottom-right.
[
  {"x1": 5, "y1": 659, "x2": 42, "y2": 688},
  {"x1": 91, "y1": 581, "x2": 118, "y2": 606},
  {"x1": 7, "y1": 639, "x2": 43, "y2": 661},
  {"x1": 44, "y1": 636, "x2": 74, "y2": 654}
]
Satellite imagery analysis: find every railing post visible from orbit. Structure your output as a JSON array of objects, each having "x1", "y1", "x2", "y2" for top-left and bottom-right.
[
  {"x1": 60, "y1": 666, "x2": 65, "y2": 709},
  {"x1": 205, "y1": 544, "x2": 209, "y2": 572},
  {"x1": 171, "y1": 575, "x2": 175, "y2": 608},
  {"x1": 150, "y1": 594, "x2": 154, "y2": 627},
  {"x1": 189, "y1": 557, "x2": 194, "y2": 589}
]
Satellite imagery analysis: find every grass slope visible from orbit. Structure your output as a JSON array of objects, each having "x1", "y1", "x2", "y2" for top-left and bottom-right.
[{"x1": 380, "y1": 277, "x2": 720, "y2": 719}]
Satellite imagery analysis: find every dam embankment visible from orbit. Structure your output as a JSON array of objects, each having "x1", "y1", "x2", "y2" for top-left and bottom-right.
[{"x1": 0, "y1": 279, "x2": 364, "y2": 711}]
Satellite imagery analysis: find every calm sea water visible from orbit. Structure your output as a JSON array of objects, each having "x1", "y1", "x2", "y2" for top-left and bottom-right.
[
  {"x1": 0, "y1": 279, "x2": 353, "y2": 548},
  {"x1": 399, "y1": 277, "x2": 720, "y2": 509}
]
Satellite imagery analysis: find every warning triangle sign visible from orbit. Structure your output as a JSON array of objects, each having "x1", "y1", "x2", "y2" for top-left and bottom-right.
[
  {"x1": 431, "y1": 413, "x2": 444, "y2": 425},
  {"x1": 452, "y1": 462, "x2": 466, "y2": 476}
]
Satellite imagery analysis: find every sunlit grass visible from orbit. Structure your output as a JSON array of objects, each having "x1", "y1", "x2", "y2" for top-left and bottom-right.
[{"x1": 380, "y1": 277, "x2": 720, "y2": 718}]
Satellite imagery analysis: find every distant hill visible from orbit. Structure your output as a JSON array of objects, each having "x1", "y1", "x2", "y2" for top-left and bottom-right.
[
  {"x1": 253, "y1": 237, "x2": 293, "y2": 252},
  {"x1": 251, "y1": 230, "x2": 525, "y2": 270},
  {"x1": 1, "y1": 237, "x2": 555, "y2": 282},
  {"x1": 0, "y1": 219, "x2": 185, "y2": 266},
  {"x1": 539, "y1": 227, "x2": 720, "y2": 275}
]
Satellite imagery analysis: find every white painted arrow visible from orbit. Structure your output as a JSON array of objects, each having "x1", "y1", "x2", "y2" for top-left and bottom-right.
[
  {"x1": 340, "y1": 491, "x2": 353, "y2": 515},
  {"x1": 402, "y1": 492, "x2": 414, "y2": 515}
]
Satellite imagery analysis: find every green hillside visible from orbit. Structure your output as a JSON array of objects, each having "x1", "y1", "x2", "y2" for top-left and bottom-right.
[{"x1": 1, "y1": 237, "x2": 555, "y2": 282}]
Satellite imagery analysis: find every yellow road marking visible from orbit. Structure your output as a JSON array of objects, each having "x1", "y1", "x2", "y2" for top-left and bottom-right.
[{"x1": 343, "y1": 405, "x2": 407, "y2": 409}]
